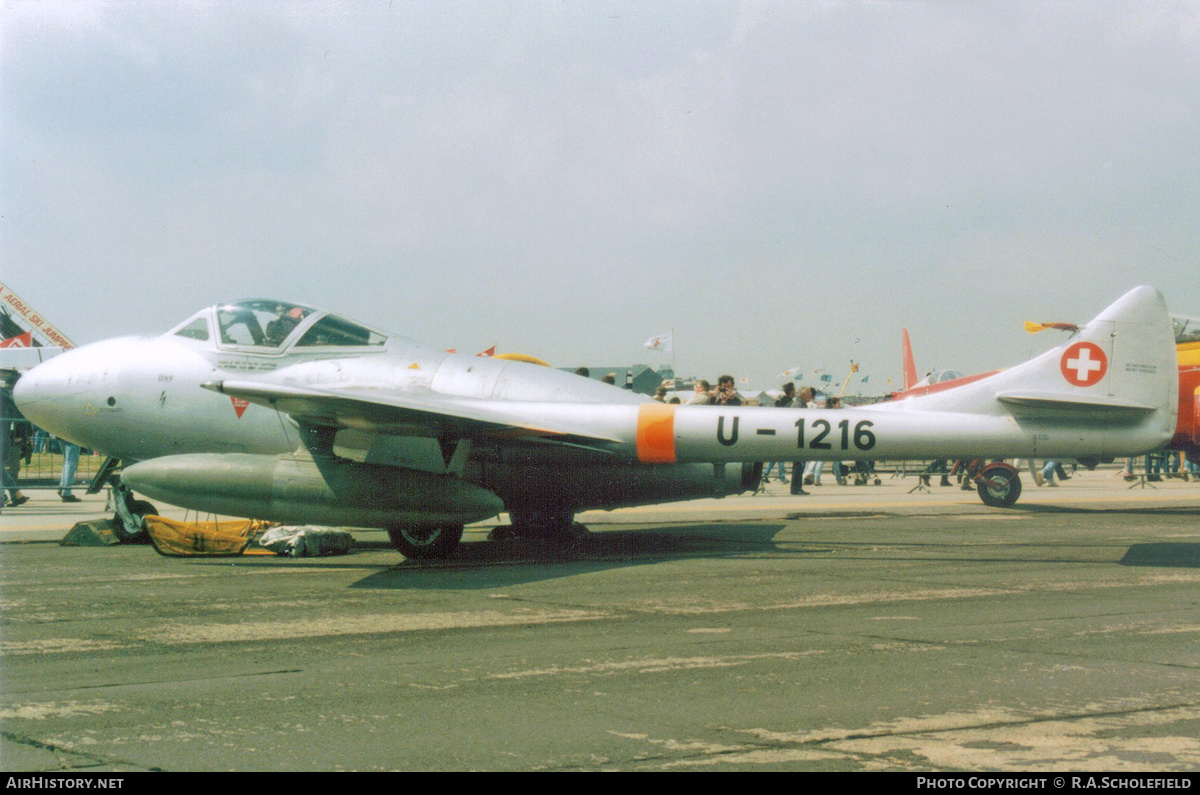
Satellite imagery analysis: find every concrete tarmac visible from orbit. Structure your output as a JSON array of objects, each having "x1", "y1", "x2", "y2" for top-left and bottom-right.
[{"x1": 2, "y1": 469, "x2": 1200, "y2": 771}]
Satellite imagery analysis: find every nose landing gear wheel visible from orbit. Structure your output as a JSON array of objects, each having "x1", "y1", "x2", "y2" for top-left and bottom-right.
[
  {"x1": 387, "y1": 524, "x2": 464, "y2": 559},
  {"x1": 111, "y1": 499, "x2": 158, "y2": 543}
]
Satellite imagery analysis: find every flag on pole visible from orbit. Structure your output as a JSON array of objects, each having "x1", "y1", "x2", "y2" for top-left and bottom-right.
[
  {"x1": 778, "y1": 365, "x2": 804, "y2": 379},
  {"x1": 1024, "y1": 321, "x2": 1079, "y2": 334},
  {"x1": 643, "y1": 332, "x2": 672, "y2": 353},
  {"x1": 820, "y1": 374, "x2": 832, "y2": 383}
]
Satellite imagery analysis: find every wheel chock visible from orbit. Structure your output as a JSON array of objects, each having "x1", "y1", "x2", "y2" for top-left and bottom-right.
[{"x1": 61, "y1": 520, "x2": 123, "y2": 547}]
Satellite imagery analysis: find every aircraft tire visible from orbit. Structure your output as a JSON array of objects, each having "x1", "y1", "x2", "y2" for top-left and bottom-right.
[
  {"x1": 111, "y1": 499, "x2": 158, "y2": 544},
  {"x1": 387, "y1": 524, "x2": 463, "y2": 559},
  {"x1": 977, "y1": 465, "x2": 1022, "y2": 508}
]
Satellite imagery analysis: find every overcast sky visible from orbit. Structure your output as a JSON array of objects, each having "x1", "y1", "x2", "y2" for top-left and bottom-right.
[{"x1": 3, "y1": 0, "x2": 1198, "y2": 391}]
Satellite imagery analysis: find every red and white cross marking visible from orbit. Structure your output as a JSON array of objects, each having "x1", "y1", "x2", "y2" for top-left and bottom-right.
[{"x1": 1060, "y1": 341, "x2": 1107, "y2": 387}]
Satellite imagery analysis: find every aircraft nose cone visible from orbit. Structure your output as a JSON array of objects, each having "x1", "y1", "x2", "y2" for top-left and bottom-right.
[
  {"x1": 11, "y1": 337, "x2": 140, "y2": 445},
  {"x1": 11, "y1": 364, "x2": 41, "y2": 404},
  {"x1": 11, "y1": 352, "x2": 74, "y2": 430}
]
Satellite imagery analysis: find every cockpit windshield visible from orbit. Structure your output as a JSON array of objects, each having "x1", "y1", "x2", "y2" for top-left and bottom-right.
[
  {"x1": 1172, "y1": 316, "x2": 1200, "y2": 345},
  {"x1": 295, "y1": 314, "x2": 387, "y2": 347},
  {"x1": 204, "y1": 299, "x2": 388, "y2": 350},
  {"x1": 217, "y1": 300, "x2": 315, "y2": 348}
]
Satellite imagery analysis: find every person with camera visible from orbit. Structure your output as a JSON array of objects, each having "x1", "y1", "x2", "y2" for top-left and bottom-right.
[{"x1": 712, "y1": 374, "x2": 743, "y2": 406}]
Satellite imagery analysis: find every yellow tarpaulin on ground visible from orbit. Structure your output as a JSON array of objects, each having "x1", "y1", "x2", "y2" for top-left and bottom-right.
[{"x1": 145, "y1": 516, "x2": 273, "y2": 557}]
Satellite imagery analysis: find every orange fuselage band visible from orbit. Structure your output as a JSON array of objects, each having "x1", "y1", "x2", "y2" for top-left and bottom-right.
[{"x1": 636, "y1": 403, "x2": 677, "y2": 463}]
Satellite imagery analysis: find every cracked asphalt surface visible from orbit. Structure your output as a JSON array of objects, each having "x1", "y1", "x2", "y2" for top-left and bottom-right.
[{"x1": 2, "y1": 472, "x2": 1199, "y2": 771}]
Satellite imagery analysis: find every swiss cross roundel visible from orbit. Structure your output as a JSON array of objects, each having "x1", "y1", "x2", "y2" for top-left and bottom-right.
[{"x1": 1060, "y1": 341, "x2": 1108, "y2": 387}]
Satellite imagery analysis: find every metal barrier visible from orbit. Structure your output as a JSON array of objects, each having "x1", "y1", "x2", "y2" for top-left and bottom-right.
[
  {"x1": 3, "y1": 413, "x2": 106, "y2": 493},
  {"x1": 9, "y1": 447, "x2": 105, "y2": 491}
]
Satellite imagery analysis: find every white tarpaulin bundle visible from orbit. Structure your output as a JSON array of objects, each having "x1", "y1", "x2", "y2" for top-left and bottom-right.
[{"x1": 257, "y1": 526, "x2": 355, "y2": 557}]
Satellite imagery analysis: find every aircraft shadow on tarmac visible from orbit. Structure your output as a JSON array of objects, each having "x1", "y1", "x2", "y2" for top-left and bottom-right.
[
  {"x1": 1119, "y1": 543, "x2": 1200, "y2": 568},
  {"x1": 349, "y1": 522, "x2": 791, "y2": 590},
  {"x1": 1012, "y1": 504, "x2": 1200, "y2": 517},
  {"x1": 958, "y1": 504, "x2": 1200, "y2": 569},
  {"x1": 1010, "y1": 505, "x2": 1200, "y2": 569}
]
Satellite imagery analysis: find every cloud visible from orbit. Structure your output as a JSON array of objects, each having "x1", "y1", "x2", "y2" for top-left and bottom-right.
[{"x1": 2, "y1": 1, "x2": 1198, "y2": 384}]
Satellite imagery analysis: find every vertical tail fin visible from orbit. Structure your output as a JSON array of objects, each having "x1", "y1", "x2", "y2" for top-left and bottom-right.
[
  {"x1": 992, "y1": 286, "x2": 1177, "y2": 414},
  {"x1": 901, "y1": 328, "x2": 918, "y2": 390},
  {"x1": 893, "y1": 287, "x2": 1178, "y2": 455}
]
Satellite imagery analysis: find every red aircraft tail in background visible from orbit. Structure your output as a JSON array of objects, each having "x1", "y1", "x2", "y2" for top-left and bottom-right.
[
  {"x1": 894, "y1": 328, "x2": 999, "y2": 401},
  {"x1": 901, "y1": 328, "x2": 919, "y2": 391}
]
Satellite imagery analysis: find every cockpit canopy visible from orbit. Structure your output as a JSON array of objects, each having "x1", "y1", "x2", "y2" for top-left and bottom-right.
[
  {"x1": 926, "y1": 370, "x2": 965, "y2": 384},
  {"x1": 168, "y1": 299, "x2": 388, "y2": 351},
  {"x1": 1172, "y1": 316, "x2": 1200, "y2": 345}
]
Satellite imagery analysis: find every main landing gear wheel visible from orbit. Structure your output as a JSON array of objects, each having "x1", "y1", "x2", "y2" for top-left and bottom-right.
[
  {"x1": 977, "y1": 464, "x2": 1022, "y2": 508},
  {"x1": 387, "y1": 524, "x2": 463, "y2": 559}
]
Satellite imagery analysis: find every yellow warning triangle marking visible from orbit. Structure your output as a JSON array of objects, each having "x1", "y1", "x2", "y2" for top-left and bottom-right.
[
  {"x1": 84, "y1": 402, "x2": 98, "y2": 416},
  {"x1": 408, "y1": 362, "x2": 420, "y2": 369}
]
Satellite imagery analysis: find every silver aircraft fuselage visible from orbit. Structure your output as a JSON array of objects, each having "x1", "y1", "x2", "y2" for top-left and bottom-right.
[
  {"x1": 13, "y1": 288, "x2": 1181, "y2": 535},
  {"x1": 13, "y1": 300, "x2": 755, "y2": 528}
]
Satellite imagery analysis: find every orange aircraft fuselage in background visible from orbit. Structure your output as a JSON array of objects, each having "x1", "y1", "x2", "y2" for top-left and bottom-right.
[{"x1": 1170, "y1": 339, "x2": 1200, "y2": 457}]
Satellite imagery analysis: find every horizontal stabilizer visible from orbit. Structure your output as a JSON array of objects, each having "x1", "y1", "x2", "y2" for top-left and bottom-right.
[{"x1": 996, "y1": 391, "x2": 1157, "y2": 412}]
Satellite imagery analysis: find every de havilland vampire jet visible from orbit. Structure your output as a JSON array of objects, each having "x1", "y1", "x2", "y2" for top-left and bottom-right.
[{"x1": 13, "y1": 286, "x2": 1179, "y2": 558}]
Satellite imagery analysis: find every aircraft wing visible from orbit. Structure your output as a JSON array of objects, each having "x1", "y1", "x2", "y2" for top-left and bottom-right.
[{"x1": 203, "y1": 379, "x2": 627, "y2": 449}]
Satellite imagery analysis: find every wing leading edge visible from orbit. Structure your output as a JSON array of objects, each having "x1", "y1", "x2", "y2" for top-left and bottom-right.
[{"x1": 202, "y1": 379, "x2": 628, "y2": 450}]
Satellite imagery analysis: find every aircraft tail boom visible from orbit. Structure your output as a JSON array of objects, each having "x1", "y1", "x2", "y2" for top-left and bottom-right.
[{"x1": 633, "y1": 286, "x2": 1178, "y2": 464}]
